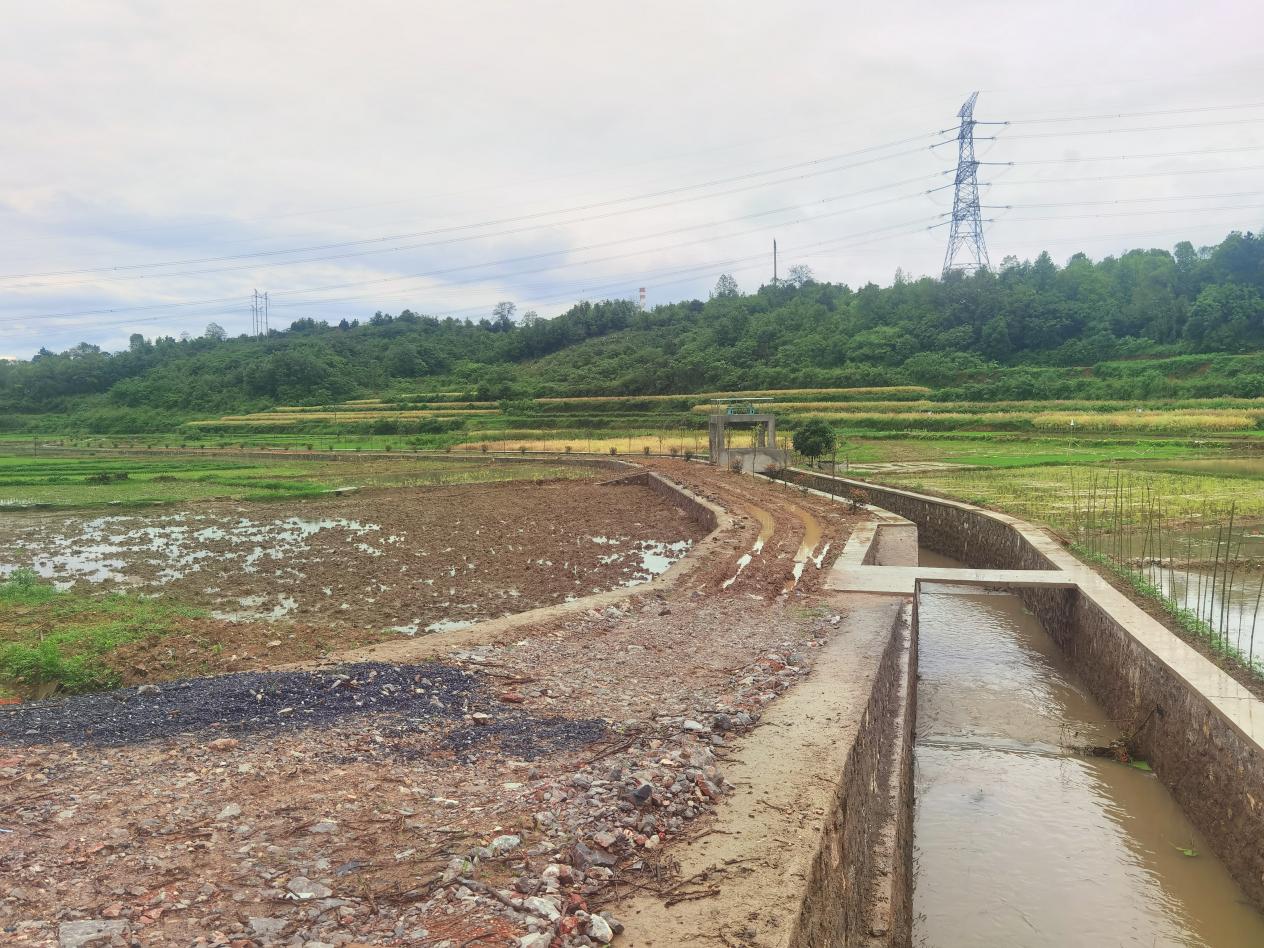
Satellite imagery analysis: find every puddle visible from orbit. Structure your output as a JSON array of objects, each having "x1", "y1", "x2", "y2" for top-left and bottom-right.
[
  {"x1": 424, "y1": 619, "x2": 475, "y2": 634},
  {"x1": 913, "y1": 549, "x2": 1264, "y2": 946},
  {"x1": 1, "y1": 513, "x2": 384, "y2": 588},
  {"x1": 587, "y1": 536, "x2": 692, "y2": 587},
  {"x1": 787, "y1": 514, "x2": 824, "y2": 590},
  {"x1": 722, "y1": 507, "x2": 776, "y2": 590},
  {"x1": 213, "y1": 594, "x2": 299, "y2": 622}
]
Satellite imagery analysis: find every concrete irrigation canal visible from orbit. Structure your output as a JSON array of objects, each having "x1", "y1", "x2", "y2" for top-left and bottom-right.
[
  {"x1": 2, "y1": 456, "x2": 1263, "y2": 946},
  {"x1": 914, "y1": 552, "x2": 1264, "y2": 946}
]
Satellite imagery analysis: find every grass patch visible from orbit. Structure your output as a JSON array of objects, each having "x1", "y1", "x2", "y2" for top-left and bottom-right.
[{"x1": 0, "y1": 568, "x2": 206, "y2": 696}]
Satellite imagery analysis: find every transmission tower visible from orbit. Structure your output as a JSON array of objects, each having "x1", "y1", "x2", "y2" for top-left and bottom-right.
[
  {"x1": 251, "y1": 289, "x2": 270, "y2": 337},
  {"x1": 942, "y1": 92, "x2": 991, "y2": 276}
]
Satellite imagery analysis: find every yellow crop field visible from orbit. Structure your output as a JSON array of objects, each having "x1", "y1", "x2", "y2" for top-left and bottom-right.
[
  {"x1": 189, "y1": 409, "x2": 498, "y2": 427},
  {"x1": 1030, "y1": 411, "x2": 1260, "y2": 432},
  {"x1": 452, "y1": 433, "x2": 707, "y2": 454},
  {"x1": 536, "y1": 386, "x2": 930, "y2": 404}
]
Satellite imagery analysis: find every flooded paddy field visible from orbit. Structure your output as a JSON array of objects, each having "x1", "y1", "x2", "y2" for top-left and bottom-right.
[
  {"x1": 913, "y1": 550, "x2": 1264, "y2": 947},
  {"x1": 0, "y1": 478, "x2": 702, "y2": 638}
]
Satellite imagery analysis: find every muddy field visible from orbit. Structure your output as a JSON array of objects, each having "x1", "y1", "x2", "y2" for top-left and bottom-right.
[{"x1": 0, "y1": 479, "x2": 702, "y2": 636}]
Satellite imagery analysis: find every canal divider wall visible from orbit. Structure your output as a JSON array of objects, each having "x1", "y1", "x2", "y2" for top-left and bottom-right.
[{"x1": 784, "y1": 467, "x2": 1264, "y2": 910}]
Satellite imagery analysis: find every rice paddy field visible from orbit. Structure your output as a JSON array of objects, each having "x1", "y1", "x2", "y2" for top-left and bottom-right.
[
  {"x1": 0, "y1": 454, "x2": 593, "y2": 509},
  {"x1": 878, "y1": 464, "x2": 1264, "y2": 527}
]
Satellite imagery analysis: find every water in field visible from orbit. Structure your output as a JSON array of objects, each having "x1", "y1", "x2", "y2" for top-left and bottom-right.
[
  {"x1": 1129, "y1": 457, "x2": 1264, "y2": 479},
  {"x1": 913, "y1": 549, "x2": 1264, "y2": 947}
]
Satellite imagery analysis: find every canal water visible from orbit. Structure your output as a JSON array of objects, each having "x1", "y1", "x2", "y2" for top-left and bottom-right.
[{"x1": 912, "y1": 550, "x2": 1264, "y2": 947}]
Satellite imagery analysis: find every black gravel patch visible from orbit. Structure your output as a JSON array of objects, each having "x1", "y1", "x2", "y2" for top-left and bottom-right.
[
  {"x1": 0, "y1": 662, "x2": 478, "y2": 747},
  {"x1": 443, "y1": 714, "x2": 607, "y2": 761}
]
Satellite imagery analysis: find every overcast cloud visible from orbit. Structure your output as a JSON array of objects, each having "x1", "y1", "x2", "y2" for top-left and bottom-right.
[{"x1": 1, "y1": 0, "x2": 1262, "y2": 358}]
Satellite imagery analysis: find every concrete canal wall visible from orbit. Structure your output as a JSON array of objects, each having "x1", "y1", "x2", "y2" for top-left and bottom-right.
[{"x1": 786, "y1": 467, "x2": 1264, "y2": 910}]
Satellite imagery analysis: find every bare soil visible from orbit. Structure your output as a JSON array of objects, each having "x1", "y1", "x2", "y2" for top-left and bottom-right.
[
  {"x1": 0, "y1": 462, "x2": 862, "y2": 947},
  {"x1": 0, "y1": 479, "x2": 705, "y2": 685}
]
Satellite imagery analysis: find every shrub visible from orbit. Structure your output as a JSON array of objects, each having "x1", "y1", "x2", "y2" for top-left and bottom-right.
[{"x1": 729, "y1": 457, "x2": 745, "y2": 474}]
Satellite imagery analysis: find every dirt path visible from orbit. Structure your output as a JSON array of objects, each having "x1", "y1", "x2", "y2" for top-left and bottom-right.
[{"x1": 0, "y1": 462, "x2": 864, "y2": 948}]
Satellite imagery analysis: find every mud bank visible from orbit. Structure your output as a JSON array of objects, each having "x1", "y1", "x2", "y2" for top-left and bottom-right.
[{"x1": 787, "y1": 467, "x2": 1264, "y2": 912}]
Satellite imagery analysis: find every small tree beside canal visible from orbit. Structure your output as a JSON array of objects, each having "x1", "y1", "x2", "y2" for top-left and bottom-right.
[{"x1": 792, "y1": 419, "x2": 836, "y2": 466}]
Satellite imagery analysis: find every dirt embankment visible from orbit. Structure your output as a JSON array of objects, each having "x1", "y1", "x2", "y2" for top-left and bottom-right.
[{"x1": 0, "y1": 462, "x2": 864, "y2": 947}]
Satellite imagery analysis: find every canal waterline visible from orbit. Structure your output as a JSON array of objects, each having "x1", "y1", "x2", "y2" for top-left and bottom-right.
[{"x1": 912, "y1": 549, "x2": 1264, "y2": 947}]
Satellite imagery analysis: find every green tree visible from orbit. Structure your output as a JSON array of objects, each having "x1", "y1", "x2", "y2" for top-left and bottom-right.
[
  {"x1": 792, "y1": 418, "x2": 836, "y2": 464},
  {"x1": 711, "y1": 273, "x2": 740, "y2": 299}
]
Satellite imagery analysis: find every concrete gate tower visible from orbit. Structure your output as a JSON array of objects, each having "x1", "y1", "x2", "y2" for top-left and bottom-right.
[{"x1": 707, "y1": 398, "x2": 789, "y2": 473}]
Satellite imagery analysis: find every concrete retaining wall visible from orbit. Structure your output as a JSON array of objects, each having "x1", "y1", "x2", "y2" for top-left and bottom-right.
[
  {"x1": 797, "y1": 609, "x2": 912, "y2": 947},
  {"x1": 785, "y1": 467, "x2": 1264, "y2": 910},
  {"x1": 601, "y1": 470, "x2": 719, "y2": 530}
]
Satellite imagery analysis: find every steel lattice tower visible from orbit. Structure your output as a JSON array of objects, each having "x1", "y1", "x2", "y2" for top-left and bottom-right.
[{"x1": 942, "y1": 92, "x2": 990, "y2": 275}]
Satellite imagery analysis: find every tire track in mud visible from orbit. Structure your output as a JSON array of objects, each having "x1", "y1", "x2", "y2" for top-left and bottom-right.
[{"x1": 646, "y1": 462, "x2": 841, "y2": 598}]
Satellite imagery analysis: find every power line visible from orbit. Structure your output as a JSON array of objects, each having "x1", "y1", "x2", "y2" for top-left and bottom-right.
[
  {"x1": 0, "y1": 136, "x2": 937, "y2": 283},
  {"x1": 1005, "y1": 101, "x2": 1264, "y2": 124},
  {"x1": 5, "y1": 168, "x2": 941, "y2": 293},
  {"x1": 29, "y1": 112, "x2": 1258, "y2": 288},
  {"x1": 986, "y1": 189, "x2": 1264, "y2": 209},
  {"x1": 0, "y1": 190, "x2": 943, "y2": 325},
  {"x1": 994, "y1": 163, "x2": 1264, "y2": 187},
  {"x1": 996, "y1": 203, "x2": 1264, "y2": 223},
  {"x1": 0, "y1": 221, "x2": 935, "y2": 340},
  {"x1": 999, "y1": 116, "x2": 1264, "y2": 140}
]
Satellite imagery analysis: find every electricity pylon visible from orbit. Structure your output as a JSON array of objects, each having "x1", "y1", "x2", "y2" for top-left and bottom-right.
[{"x1": 942, "y1": 91, "x2": 991, "y2": 276}]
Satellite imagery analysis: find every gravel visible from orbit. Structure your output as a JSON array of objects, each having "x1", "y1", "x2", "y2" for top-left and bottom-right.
[
  {"x1": 0, "y1": 662, "x2": 480, "y2": 746},
  {"x1": 443, "y1": 714, "x2": 607, "y2": 761}
]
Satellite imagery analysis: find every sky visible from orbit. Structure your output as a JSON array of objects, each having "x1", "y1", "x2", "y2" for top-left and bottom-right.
[{"x1": 2, "y1": 0, "x2": 1263, "y2": 359}]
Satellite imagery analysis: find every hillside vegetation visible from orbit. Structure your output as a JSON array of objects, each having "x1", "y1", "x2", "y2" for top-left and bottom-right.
[{"x1": 3, "y1": 230, "x2": 1263, "y2": 434}]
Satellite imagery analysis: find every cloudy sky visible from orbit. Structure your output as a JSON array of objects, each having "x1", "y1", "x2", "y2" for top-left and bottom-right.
[{"x1": 2, "y1": 0, "x2": 1263, "y2": 358}]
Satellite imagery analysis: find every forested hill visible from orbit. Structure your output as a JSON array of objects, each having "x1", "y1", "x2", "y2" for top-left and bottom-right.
[{"x1": 3, "y1": 230, "x2": 1263, "y2": 426}]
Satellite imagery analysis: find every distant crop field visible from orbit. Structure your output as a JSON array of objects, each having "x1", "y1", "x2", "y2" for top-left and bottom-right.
[
  {"x1": 880, "y1": 464, "x2": 1264, "y2": 524},
  {"x1": 0, "y1": 453, "x2": 590, "y2": 509}
]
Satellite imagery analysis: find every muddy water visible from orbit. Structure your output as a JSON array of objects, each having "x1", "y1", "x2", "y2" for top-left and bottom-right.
[{"x1": 913, "y1": 549, "x2": 1264, "y2": 947}]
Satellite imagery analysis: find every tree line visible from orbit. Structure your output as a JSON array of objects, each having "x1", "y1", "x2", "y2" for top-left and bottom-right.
[{"x1": 2, "y1": 229, "x2": 1262, "y2": 428}]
